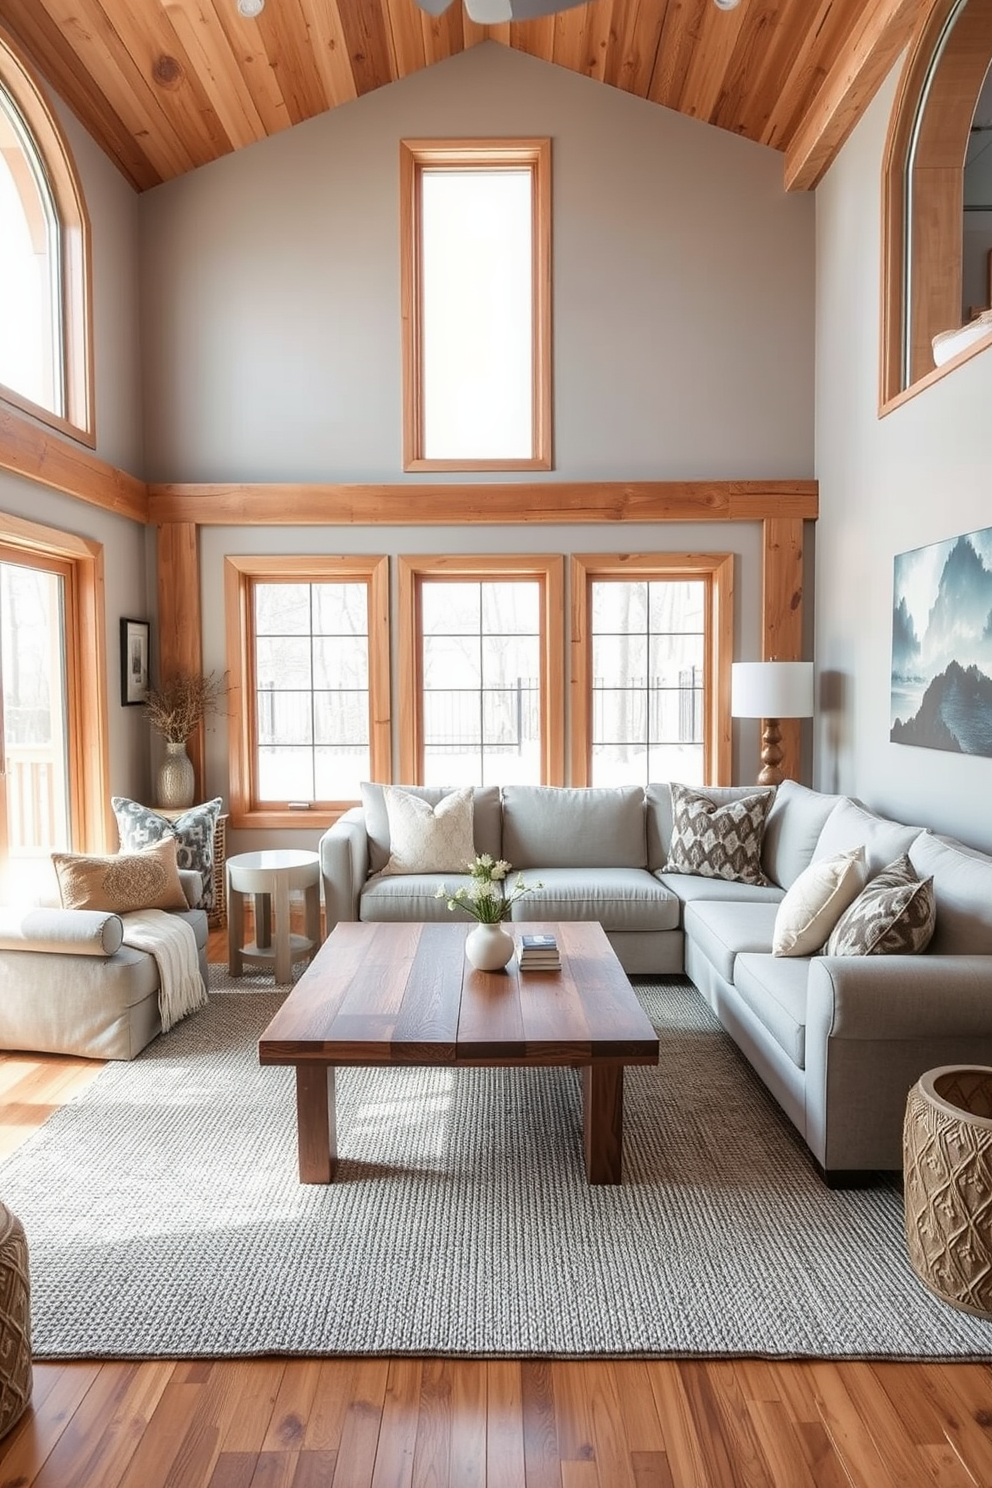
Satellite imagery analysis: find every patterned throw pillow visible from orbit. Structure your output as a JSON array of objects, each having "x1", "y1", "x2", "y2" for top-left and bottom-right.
[
  {"x1": 380, "y1": 785, "x2": 476, "y2": 875},
  {"x1": 824, "y1": 854, "x2": 936, "y2": 957},
  {"x1": 112, "y1": 797, "x2": 223, "y2": 914},
  {"x1": 53, "y1": 837, "x2": 187, "y2": 913},
  {"x1": 664, "y1": 783, "x2": 775, "y2": 885}
]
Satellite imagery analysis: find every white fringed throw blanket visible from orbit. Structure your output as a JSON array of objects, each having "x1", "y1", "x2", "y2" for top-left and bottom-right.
[{"x1": 121, "y1": 909, "x2": 208, "y2": 1033}]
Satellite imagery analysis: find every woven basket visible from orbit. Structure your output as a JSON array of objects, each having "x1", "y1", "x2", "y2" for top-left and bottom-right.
[
  {"x1": 903, "y1": 1066, "x2": 992, "y2": 1318},
  {"x1": 0, "y1": 1203, "x2": 31, "y2": 1436}
]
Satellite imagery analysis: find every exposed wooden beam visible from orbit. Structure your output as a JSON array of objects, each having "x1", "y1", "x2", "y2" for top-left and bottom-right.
[
  {"x1": 0, "y1": 406, "x2": 148, "y2": 523},
  {"x1": 148, "y1": 480, "x2": 819, "y2": 527},
  {"x1": 157, "y1": 522, "x2": 205, "y2": 796},
  {"x1": 761, "y1": 516, "x2": 806, "y2": 785},
  {"x1": 783, "y1": 0, "x2": 921, "y2": 192}
]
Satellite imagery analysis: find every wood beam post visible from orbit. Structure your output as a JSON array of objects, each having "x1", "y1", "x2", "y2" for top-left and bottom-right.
[
  {"x1": 761, "y1": 517, "x2": 806, "y2": 784},
  {"x1": 156, "y1": 522, "x2": 205, "y2": 798}
]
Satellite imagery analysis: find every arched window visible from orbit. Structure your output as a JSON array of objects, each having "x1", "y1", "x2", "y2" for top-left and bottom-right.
[{"x1": 0, "y1": 28, "x2": 92, "y2": 444}]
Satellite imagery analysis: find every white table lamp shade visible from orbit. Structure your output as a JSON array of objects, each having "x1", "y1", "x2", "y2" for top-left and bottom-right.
[{"x1": 731, "y1": 662, "x2": 814, "y2": 719}]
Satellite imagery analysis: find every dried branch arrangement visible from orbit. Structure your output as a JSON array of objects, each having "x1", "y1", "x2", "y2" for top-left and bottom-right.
[{"x1": 144, "y1": 671, "x2": 229, "y2": 744}]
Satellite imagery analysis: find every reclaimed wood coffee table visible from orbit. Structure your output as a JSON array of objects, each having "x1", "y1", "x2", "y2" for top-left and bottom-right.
[{"x1": 258, "y1": 919, "x2": 659, "y2": 1186}]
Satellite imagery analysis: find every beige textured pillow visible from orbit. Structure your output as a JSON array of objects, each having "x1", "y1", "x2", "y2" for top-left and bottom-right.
[
  {"x1": 381, "y1": 785, "x2": 476, "y2": 875},
  {"x1": 53, "y1": 837, "x2": 188, "y2": 913},
  {"x1": 772, "y1": 846, "x2": 867, "y2": 957}
]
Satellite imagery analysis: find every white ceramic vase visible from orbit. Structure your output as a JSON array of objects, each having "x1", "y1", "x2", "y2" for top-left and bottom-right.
[{"x1": 465, "y1": 921, "x2": 515, "y2": 972}]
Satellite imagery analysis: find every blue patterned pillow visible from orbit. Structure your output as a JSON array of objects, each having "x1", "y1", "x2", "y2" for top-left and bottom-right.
[{"x1": 112, "y1": 797, "x2": 222, "y2": 914}]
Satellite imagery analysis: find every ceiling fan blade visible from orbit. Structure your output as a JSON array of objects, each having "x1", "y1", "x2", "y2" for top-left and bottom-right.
[
  {"x1": 411, "y1": 0, "x2": 459, "y2": 16},
  {"x1": 500, "y1": 0, "x2": 590, "y2": 17},
  {"x1": 463, "y1": 0, "x2": 513, "y2": 19}
]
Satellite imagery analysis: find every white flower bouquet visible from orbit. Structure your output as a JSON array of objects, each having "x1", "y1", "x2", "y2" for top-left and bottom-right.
[{"x1": 435, "y1": 854, "x2": 542, "y2": 924}]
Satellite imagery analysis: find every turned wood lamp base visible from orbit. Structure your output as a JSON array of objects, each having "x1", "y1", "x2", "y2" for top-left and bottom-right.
[{"x1": 757, "y1": 719, "x2": 785, "y2": 787}]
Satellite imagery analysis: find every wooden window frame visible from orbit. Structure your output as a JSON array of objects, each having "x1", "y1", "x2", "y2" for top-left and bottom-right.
[
  {"x1": 880, "y1": 0, "x2": 992, "y2": 413},
  {"x1": 224, "y1": 554, "x2": 390, "y2": 830},
  {"x1": 397, "y1": 554, "x2": 564, "y2": 786},
  {"x1": 0, "y1": 511, "x2": 108, "y2": 852},
  {"x1": 570, "y1": 553, "x2": 734, "y2": 788},
  {"x1": 0, "y1": 27, "x2": 94, "y2": 446},
  {"x1": 400, "y1": 139, "x2": 552, "y2": 473}
]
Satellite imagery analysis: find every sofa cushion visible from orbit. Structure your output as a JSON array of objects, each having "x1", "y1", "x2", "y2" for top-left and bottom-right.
[
  {"x1": 53, "y1": 838, "x2": 188, "y2": 914},
  {"x1": 646, "y1": 783, "x2": 765, "y2": 871},
  {"x1": 656, "y1": 872, "x2": 784, "y2": 908},
  {"x1": 761, "y1": 780, "x2": 843, "y2": 890},
  {"x1": 733, "y1": 954, "x2": 810, "y2": 1069},
  {"x1": 360, "y1": 784, "x2": 501, "y2": 874},
  {"x1": 509, "y1": 868, "x2": 680, "y2": 933},
  {"x1": 380, "y1": 785, "x2": 476, "y2": 874},
  {"x1": 812, "y1": 798, "x2": 921, "y2": 875},
  {"x1": 909, "y1": 831, "x2": 992, "y2": 956},
  {"x1": 825, "y1": 855, "x2": 936, "y2": 957},
  {"x1": 682, "y1": 900, "x2": 779, "y2": 984},
  {"x1": 771, "y1": 847, "x2": 867, "y2": 957},
  {"x1": 501, "y1": 786, "x2": 646, "y2": 869},
  {"x1": 361, "y1": 872, "x2": 474, "y2": 923},
  {"x1": 665, "y1": 784, "x2": 774, "y2": 885},
  {"x1": 112, "y1": 796, "x2": 223, "y2": 915}
]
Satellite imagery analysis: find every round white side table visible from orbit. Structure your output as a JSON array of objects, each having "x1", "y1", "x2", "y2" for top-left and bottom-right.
[{"x1": 227, "y1": 849, "x2": 322, "y2": 984}]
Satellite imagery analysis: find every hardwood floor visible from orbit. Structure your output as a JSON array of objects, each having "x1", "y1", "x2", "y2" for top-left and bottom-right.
[{"x1": 0, "y1": 930, "x2": 989, "y2": 1487}]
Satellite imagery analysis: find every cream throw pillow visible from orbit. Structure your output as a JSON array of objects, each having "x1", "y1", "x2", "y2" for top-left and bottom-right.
[
  {"x1": 53, "y1": 837, "x2": 188, "y2": 913},
  {"x1": 772, "y1": 846, "x2": 867, "y2": 957},
  {"x1": 381, "y1": 785, "x2": 476, "y2": 875}
]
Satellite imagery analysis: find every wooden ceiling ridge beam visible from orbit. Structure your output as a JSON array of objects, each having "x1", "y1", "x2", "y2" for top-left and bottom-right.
[{"x1": 784, "y1": 0, "x2": 922, "y2": 192}]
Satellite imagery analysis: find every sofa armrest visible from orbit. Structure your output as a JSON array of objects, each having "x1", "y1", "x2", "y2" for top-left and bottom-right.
[
  {"x1": 0, "y1": 907, "x2": 124, "y2": 957},
  {"x1": 178, "y1": 868, "x2": 203, "y2": 908},
  {"x1": 807, "y1": 955, "x2": 992, "y2": 1042},
  {"x1": 319, "y1": 807, "x2": 369, "y2": 932}
]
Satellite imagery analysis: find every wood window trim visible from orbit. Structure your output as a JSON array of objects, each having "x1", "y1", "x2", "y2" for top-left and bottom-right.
[
  {"x1": 0, "y1": 510, "x2": 108, "y2": 851},
  {"x1": 880, "y1": 0, "x2": 992, "y2": 413},
  {"x1": 400, "y1": 138, "x2": 552, "y2": 473},
  {"x1": 223, "y1": 554, "x2": 391, "y2": 831},
  {"x1": 0, "y1": 27, "x2": 94, "y2": 447},
  {"x1": 569, "y1": 553, "x2": 734, "y2": 788},
  {"x1": 397, "y1": 553, "x2": 565, "y2": 786}
]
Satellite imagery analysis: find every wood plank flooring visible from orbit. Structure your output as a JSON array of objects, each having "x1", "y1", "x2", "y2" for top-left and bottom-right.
[{"x1": 0, "y1": 929, "x2": 988, "y2": 1487}]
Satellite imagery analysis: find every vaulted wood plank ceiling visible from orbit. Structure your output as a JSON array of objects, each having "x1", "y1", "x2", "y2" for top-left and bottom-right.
[{"x1": 0, "y1": 0, "x2": 920, "y2": 193}]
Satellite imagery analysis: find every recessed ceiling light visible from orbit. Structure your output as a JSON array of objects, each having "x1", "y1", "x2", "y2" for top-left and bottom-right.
[
  {"x1": 237, "y1": 0, "x2": 265, "y2": 17},
  {"x1": 713, "y1": 0, "x2": 741, "y2": 9}
]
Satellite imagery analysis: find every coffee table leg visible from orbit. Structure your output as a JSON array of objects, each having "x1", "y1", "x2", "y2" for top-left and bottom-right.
[
  {"x1": 582, "y1": 1063, "x2": 624, "y2": 1185},
  {"x1": 295, "y1": 1065, "x2": 337, "y2": 1183}
]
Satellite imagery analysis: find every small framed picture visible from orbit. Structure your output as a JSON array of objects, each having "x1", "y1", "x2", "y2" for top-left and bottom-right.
[{"x1": 120, "y1": 618, "x2": 150, "y2": 706}]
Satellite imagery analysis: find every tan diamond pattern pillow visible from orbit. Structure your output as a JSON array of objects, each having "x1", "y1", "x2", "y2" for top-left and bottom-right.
[
  {"x1": 53, "y1": 837, "x2": 188, "y2": 913},
  {"x1": 825, "y1": 855, "x2": 936, "y2": 957},
  {"x1": 665, "y1": 783, "x2": 775, "y2": 885},
  {"x1": 381, "y1": 786, "x2": 476, "y2": 875}
]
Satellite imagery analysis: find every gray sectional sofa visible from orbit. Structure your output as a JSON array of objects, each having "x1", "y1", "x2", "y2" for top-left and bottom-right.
[{"x1": 320, "y1": 780, "x2": 992, "y2": 1182}]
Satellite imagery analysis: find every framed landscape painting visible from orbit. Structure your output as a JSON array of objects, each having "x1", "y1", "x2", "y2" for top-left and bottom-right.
[{"x1": 890, "y1": 525, "x2": 992, "y2": 756}]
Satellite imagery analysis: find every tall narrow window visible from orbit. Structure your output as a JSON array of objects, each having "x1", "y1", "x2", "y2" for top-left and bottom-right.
[
  {"x1": 225, "y1": 557, "x2": 390, "y2": 828},
  {"x1": 398, "y1": 556, "x2": 564, "y2": 786},
  {"x1": 0, "y1": 520, "x2": 109, "y2": 901},
  {"x1": 571, "y1": 554, "x2": 734, "y2": 788},
  {"x1": 0, "y1": 31, "x2": 92, "y2": 442},
  {"x1": 400, "y1": 140, "x2": 552, "y2": 471}
]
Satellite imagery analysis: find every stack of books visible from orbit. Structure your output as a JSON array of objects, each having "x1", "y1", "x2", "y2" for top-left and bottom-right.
[{"x1": 518, "y1": 932, "x2": 561, "y2": 972}]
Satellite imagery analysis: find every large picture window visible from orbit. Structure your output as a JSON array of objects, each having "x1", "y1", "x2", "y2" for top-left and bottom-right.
[
  {"x1": 225, "y1": 556, "x2": 390, "y2": 827},
  {"x1": 400, "y1": 140, "x2": 552, "y2": 472},
  {"x1": 0, "y1": 29, "x2": 92, "y2": 443},
  {"x1": 398, "y1": 556, "x2": 564, "y2": 786},
  {"x1": 570, "y1": 554, "x2": 734, "y2": 788}
]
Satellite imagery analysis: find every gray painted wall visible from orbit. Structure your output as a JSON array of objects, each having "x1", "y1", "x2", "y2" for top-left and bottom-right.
[
  {"x1": 139, "y1": 43, "x2": 815, "y2": 485},
  {"x1": 815, "y1": 69, "x2": 992, "y2": 853}
]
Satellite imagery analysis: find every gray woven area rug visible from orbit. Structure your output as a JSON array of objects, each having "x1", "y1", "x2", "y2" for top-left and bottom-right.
[{"x1": 3, "y1": 971, "x2": 991, "y2": 1362}]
